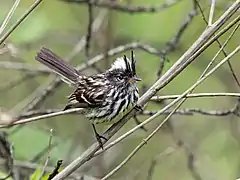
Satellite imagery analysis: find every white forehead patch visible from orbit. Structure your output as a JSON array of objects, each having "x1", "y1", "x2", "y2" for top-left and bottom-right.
[{"x1": 109, "y1": 57, "x2": 131, "y2": 71}]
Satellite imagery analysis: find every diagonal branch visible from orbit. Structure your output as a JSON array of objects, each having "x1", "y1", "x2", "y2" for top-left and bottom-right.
[{"x1": 51, "y1": 2, "x2": 240, "y2": 179}]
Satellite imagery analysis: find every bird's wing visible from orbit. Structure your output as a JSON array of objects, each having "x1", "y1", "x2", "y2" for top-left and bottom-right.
[{"x1": 64, "y1": 75, "x2": 108, "y2": 110}]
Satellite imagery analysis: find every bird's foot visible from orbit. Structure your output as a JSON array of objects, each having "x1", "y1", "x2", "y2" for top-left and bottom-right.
[
  {"x1": 95, "y1": 132, "x2": 107, "y2": 149},
  {"x1": 134, "y1": 105, "x2": 143, "y2": 112}
]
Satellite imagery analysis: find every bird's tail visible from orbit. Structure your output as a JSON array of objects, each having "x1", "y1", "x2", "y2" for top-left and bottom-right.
[{"x1": 35, "y1": 47, "x2": 80, "y2": 85}]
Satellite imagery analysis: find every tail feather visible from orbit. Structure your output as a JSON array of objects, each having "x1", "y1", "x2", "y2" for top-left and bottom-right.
[{"x1": 35, "y1": 47, "x2": 80, "y2": 84}]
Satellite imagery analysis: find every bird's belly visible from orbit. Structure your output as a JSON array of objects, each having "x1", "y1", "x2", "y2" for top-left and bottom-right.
[{"x1": 88, "y1": 103, "x2": 134, "y2": 125}]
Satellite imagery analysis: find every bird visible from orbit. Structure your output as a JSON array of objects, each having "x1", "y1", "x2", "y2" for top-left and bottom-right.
[{"x1": 35, "y1": 47, "x2": 141, "y2": 148}]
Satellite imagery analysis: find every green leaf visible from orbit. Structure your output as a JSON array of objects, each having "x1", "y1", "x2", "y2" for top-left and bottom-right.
[
  {"x1": 30, "y1": 167, "x2": 42, "y2": 180},
  {"x1": 0, "y1": 170, "x2": 12, "y2": 180}
]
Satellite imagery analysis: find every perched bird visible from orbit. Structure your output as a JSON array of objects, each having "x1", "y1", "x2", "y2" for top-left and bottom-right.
[{"x1": 35, "y1": 47, "x2": 141, "y2": 148}]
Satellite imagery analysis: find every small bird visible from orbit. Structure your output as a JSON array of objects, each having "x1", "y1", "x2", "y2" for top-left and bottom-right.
[{"x1": 35, "y1": 47, "x2": 141, "y2": 148}]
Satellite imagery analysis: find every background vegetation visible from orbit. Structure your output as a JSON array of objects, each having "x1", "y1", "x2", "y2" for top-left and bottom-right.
[{"x1": 0, "y1": 0, "x2": 239, "y2": 179}]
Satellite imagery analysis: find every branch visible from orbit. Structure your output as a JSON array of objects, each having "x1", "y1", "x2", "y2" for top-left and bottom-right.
[
  {"x1": 0, "y1": 0, "x2": 43, "y2": 45},
  {"x1": 0, "y1": 61, "x2": 51, "y2": 74},
  {"x1": 95, "y1": 45, "x2": 240, "y2": 161},
  {"x1": 85, "y1": 3, "x2": 93, "y2": 59},
  {"x1": 208, "y1": 0, "x2": 216, "y2": 26},
  {"x1": 195, "y1": 0, "x2": 240, "y2": 88},
  {"x1": 151, "y1": 92, "x2": 240, "y2": 101},
  {"x1": 157, "y1": 0, "x2": 197, "y2": 77},
  {"x1": 51, "y1": 2, "x2": 240, "y2": 179},
  {"x1": 38, "y1": 129, "x2": 53, "y2": 180},
  {"x1": 141, "y1": 108, "x2": 237, "y2": 117},
  {"x1": 62, "y1": 0, "x2": 181, "y2": 14},
  {"x1": 0, "y1": 108, "x2": 83, "y2": 128},
  {"x1": 0, "y1": 0, "x2": 20, "y2": 36},
  {"x1": 76, "y1": 42, "x2": 163, "y2": 70},
  {"x1": 0, "y1": 158, "x2": 99, "y2": 180}
]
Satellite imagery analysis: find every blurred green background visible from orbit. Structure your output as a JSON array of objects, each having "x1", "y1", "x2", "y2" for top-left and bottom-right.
[{"x1": 0, "y1": 0, "x2": 240, "y2": 179}]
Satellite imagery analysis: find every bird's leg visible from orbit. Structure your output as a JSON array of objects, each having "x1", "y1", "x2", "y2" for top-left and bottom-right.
[
  {"x1": 134, "y1": 104, "x2": 143, "y2": 112},
  {"x1": 92, "y1": 124, "x2": 107, "y2": 149},
  {"x1": 133, "y1": 116, "x2": 147, "y2": 132}
]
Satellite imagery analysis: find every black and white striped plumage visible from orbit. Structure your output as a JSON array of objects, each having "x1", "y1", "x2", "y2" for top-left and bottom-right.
[{"x1": 35, "y1": 47, "x2": 141, "y2": 125}]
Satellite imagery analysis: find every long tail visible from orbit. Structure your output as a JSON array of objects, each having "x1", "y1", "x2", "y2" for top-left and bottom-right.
[{"x1": 35, "y1": 47, "x2": 80, "y2": 84}]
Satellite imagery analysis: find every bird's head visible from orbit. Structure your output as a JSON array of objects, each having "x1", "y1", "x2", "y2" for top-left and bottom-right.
[{"x1": 106, "y1": 51, "x2": 141, "y2": 85}]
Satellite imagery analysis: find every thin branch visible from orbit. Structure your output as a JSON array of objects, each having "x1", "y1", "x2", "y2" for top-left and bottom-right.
[
  {"x1": 141, "y1": 108, "x2": 236, "y2": 117},
  {"x1": 51, "y1": 3, "x2": 240, "y2": 179},
  {"x1": 63, "y1": 0, "x2": 181, "y2": 14},
  {"x1": 76, "y1": 42, "x2": 162, "y2": 71},
  {"x1": 0, "y1": 61, "x2": 51, "y2": 74},
  {"x1": 101, "y1": 98, "x2": 185, "y2": 180},
  {"x1": 0, "y1": 158, "x2": 99, "y2": 179},
  {"x1": 31, "y1": 142, "x2": 59, "y2": 163},
  {"x1": 151, "y1": 92, "x2": 240, "y2": 101},
  {"x1": 38, "y1": 129, "x2": 54, "y2": 180},
  {"x1": 101, "y1": 45, "x2": 240, "y2": 179},
  {"x1": 162, "y1": 1, "x2": 197, "y2": 55},
  {"x1": 187, "y1": 151, "x2": 202, "y2": 180},
  {"x1": 199, "y1": 9, "x2": 240, "y2": 80},
  {"x1": 208, "y1": 0, "x2": 216, "y2": 26},
  {"x1": 0, "y1": 108, "x2": 83, "y2": 128},
  {"x1": 0, "y1": 0, "x2": 44, "y2": 45},
  {"x1": 195, "y1": 0, "x2": 240, "y2": 88},
  {"x1": 0, "y1": 0, "x2": 21, "y2": 36},
  {"x1": 85, "y1": 3, "x2": 93, "y2": 59},
  {"x1": 157, "y1": 0, "x2": 197, "y2": 77}
]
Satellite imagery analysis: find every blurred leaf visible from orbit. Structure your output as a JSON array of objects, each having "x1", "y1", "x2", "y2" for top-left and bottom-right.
[
  {"x1": 30, "y1": 167, "x2": 41, "y2": 180},
  {"x1": 0, "y1": 170, "x2": 12, "y2": 180}
]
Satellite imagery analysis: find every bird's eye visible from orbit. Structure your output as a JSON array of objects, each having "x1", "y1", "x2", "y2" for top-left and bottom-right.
[
  {"x1": 116, "y1": 75, "x2": 123, "y2": 81},
  {"x1": 116, "y1": 73, "x2": 125, "y2": 81}
]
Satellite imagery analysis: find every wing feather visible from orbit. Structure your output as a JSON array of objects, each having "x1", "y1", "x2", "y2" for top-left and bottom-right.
[{"x1": 64, "y1": 75, "x2": 108, "y2": 110}]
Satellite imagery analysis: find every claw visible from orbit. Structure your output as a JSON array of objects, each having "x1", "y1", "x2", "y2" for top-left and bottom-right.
[
  {"x1": 134, "y1": 105, "x2": 143, "y2": 112},
  {"x1": 95, "y1": 133, "x2": 107, "y2": 149},
  {"x1": 92, "y1": 124, "x2": 107, "y2": 149}
]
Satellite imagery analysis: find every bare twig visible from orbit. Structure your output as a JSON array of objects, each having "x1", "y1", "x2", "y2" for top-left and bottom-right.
[
  {"x1": 0, "y1": 61, "x2": 51, "y2": 74},
  {"x1": 157, "y1": 0, "x2": 197, "y2": 80},
  {"x1": 0, "y1": 0, "x2": 44, "y2": 45},
  {"x1": 76, "y1": 41, "x2": 162, "y2": 70},
  {"x1": 0, "y1": 158, "x2": 99, "y2": 179},
  {"x1": 101, "y1": 98, "x2": 185, "y2": 180},
  {"x1": 200, "y1": 21, "x2": 240, "y2": 78},
  {"x1": 0, "y1": 108, "x2": 83, "y2": 128},
  {"x1": 151, "y1": 92, "x2": 240, "y2": 101},
  {"x1": 63, "y1": 0, "x2": 181, "y2": 13},
  {"x1": 141, "y1": 108, "x2": 237, "y2": 117},
  {"x1": 208, "y1": 0, "x2": 216, "y2": 26},
  {"x1": 0, "y1": 0, "x2": 21, "y2": 36},
  {"x1": 38, "y1": 129, "x2": 54, "y2": 180},
  {"x1": 195, "y1": 0, "x2": 240, "y2": 88},
  {"x1": 31, "y1": 142, "x2": 59, "y2": 163},
  {"x1": 85, "y1": 3, "x2": 93, "y2": 59},
  {"x1": 162, "y1": 0, "x2": 197, "y2": 55},
  {"x1": 187, "y1": 151, "x2": 201, "y2": 180}
]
